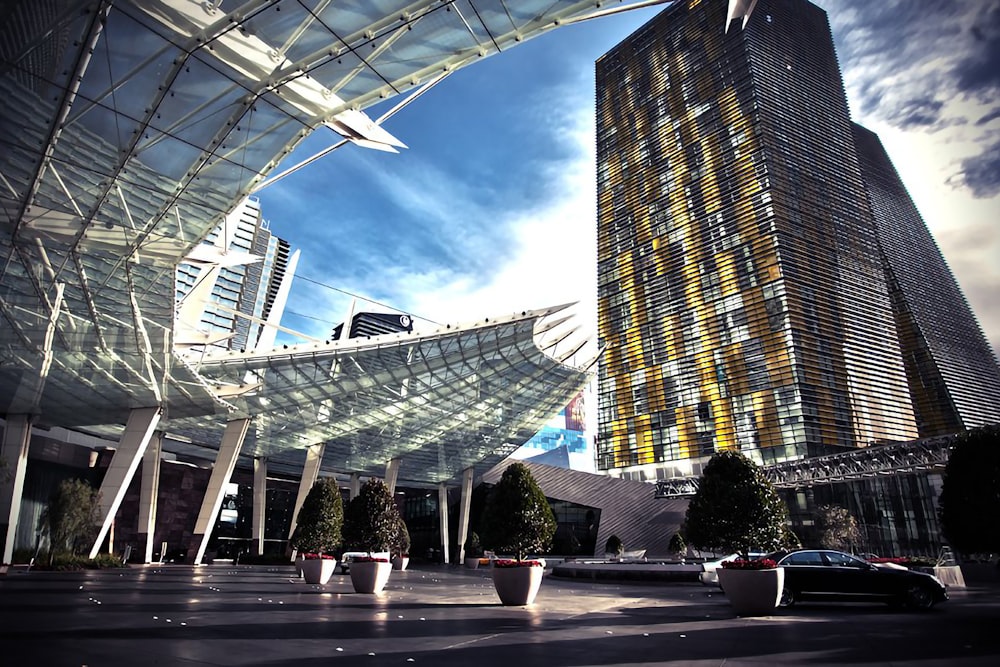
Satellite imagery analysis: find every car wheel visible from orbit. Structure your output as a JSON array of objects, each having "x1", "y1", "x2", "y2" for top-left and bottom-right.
[
  {"x1": 905, "y1": 585, "x2": 934, "y2": 610},
  {"x1": 779, "y1": 586, "x2": 796, "y2": 607}
]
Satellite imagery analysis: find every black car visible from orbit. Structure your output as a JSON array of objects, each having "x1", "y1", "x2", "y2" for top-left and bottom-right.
[{"x1": 767, "y1": 549, "x2": 948, "y2": 610}]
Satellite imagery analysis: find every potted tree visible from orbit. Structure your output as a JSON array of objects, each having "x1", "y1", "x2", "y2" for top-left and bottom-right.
[
  {"x1": 464, "y1": 532, "x2": 483, "y2": 569},
  {"x1": 684, "y1": 451, "x2": 788, "y2": 616},
  {"x1": 290, "y1": 478, "x2": 343, "y2": 584},
  {"x1": 604, "y1": 534, "x2": 624, "y2": 561},
  {"x1": 342, "y1": 479, "x2": 398, "y2": 593},
  {"x1": 668, "y1": 532, "x2": 687, "y2": 563},
  {"x1": 480, "y1": 462, "x2": 555, "y2": 605},
  {"x1": 391, "y1": 514, "x2": 411, "y2": 571}
]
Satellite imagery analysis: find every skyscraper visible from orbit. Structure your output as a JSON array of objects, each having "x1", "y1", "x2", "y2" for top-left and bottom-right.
[
  {"x1": 175, "y1": 197, "x2": 299, "y2": 353},
  {"x1": 852, "y1": 124, "x2": 1000, "y2": 436},
  {"x1": 594, "y1": 0, "x2": 998, "y2": 480}
]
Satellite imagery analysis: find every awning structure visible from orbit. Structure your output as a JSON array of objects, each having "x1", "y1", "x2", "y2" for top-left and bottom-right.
[{"x1": 0, "y1": 1, "x2": 634, "y2": 484}]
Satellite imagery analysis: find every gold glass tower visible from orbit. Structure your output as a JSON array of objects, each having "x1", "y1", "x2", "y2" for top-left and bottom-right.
[{"x1": 595, "y1": 0, "x2": 919, "y2": 478}]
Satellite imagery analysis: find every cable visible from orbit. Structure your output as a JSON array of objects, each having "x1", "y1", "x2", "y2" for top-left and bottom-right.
[{"x1": 294, "y1": 274, "x2": 442, "y2": 326}]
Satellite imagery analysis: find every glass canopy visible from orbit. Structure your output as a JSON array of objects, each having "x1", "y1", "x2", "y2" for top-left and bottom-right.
[{"x1": 0, "y1": 0, "x2": 625, "y2": 484}]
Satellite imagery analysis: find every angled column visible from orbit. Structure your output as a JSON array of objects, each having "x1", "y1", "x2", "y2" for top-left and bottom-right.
[
  {"x1": 1, "y1": 415, "x2": 33, "y2": 565},
  {"x1": 89, "y1": 407, "x2": 161, "y2": 559},
  {"x1": 138, "y1": 431, "x2": 163, "y2": 563},
  {"x1": 349, "y1": 472, "x2": 361, "y2": 499},
  {"x1": 252, "y1": 456, "x2": 267, "y2": 556},
  {"x1": 438, "y1": 483, "x2": 450, "y2": 564},
  {"x1": 287, "y1": 443, "x2": 325, "y2": 553},
  {"x1": 385, "y1": 458, "x2": 400, "y2": 494},
  {"x1": 455, "y1": 467, "x2": 475, "y2": 563},
  {"x1": 190, "y1": 418, "x2": 251, "y2": 565}
]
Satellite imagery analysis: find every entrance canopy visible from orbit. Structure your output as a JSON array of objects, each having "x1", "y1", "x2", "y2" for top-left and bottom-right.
[{"x1": 0, "y1": 1, "x2": 618, "y2": 484}]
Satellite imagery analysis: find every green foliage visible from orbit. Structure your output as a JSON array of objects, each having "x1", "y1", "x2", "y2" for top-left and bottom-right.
[
  {"x1": 480, "y1": 462, "x2": 556, "y2": 562},
  {"x1": 938, "y1": 425, "x2": 1000, "y2": 555},
  {"x1": 392, "y1": 514, "x2": 411, "y2": 556},
  {"x1": 290, "y1": 478, "x2": 343, "y2": 554},
  {"x1": 668, "y1": 532, "x2": 687, "y2": 557},
  {"x1": 605, "y1": 534, "x2": 624, "y2": 555},
  {"x1": 38, "y1": 478, "x2": 100, "y2": 562},
  {"x1": 342, "y1": 478, "x2": 402, "y2": 554},
  {"x1": 781, "y1": 525, "x2": 803, "y2": 550},
  {"x1": 465, "y1": 531, "x2": 482, "y2": 557},
  {"x1": 684, "y1": 450, "x2": 788, "y2": 559},
  {"x1": 33, "y1": 552, "x2": 125, "y2": 570},
  {"x1": 816, "y1": 504, "x2": 861, "y2": 551}
]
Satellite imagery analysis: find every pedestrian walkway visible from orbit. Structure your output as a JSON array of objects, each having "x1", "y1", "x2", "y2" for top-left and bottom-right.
[{"x1": 1, "y1": 563, "x2": 997, "y2": 666}]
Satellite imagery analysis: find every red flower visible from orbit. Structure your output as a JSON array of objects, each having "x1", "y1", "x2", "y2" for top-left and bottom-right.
[
  {"x1": 302, "y1": 553, "x2": 335, "y2": 560},
  {"x1": 353, "y1": 556, "x2": 389, "y2": 563},
  {"x1": 721, "y1": 558, "x2": 777, "y2": 570},
  {"x1": 493, "y1": 559, "x2": 544, "y2": 568}
]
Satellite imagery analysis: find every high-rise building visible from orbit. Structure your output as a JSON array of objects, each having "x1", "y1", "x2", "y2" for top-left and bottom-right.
[
  {"x1": 852, "y1": 124, "x2": 1000, "y2": 437},
  {"x1": 176, "y1": 197, "x2": 299, "y2": 352},
  {"x1": 594, "y1": 0, "x2": 999, "y2": 481}
]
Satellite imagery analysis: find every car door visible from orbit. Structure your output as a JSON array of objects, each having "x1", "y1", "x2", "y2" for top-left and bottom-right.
[
  {"x1": 820, "y1": 551, "x2": 874, "y2": 599},
  {"x1": 780, "y1": 550, "x2": 827, "y2": 596}
]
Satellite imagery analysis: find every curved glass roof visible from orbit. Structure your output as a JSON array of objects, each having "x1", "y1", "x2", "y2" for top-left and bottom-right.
[{"x1": 0, "y1": 0, "x2": 626, "y2": 483}]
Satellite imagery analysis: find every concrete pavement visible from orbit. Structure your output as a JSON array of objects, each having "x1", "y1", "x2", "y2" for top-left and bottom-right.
[{"x1": 1, "y1": 563, "x2": 997, "y2": 666}]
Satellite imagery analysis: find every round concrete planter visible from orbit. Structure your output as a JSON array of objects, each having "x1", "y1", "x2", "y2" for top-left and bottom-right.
[
  {"x1": 492, "y1": 564, "x2": 544, "y2": 605},
  {"x1": 350, "y1": 560, "x2": 392, "y2": 593},
  {"x1": 465, "y1": 557, "x2": 481, "y2": 569},
  {"x1": 294, "y1": 555, "x2": 305, "y2": 578},
  {"x1": 392, "y1": 556, "x2": 410, "y2": 571},
  {"x1": 717, "y1": 567, "x2": 784, "y2": 616},
  {"x1": 300, "y1": 558, "x2": 337, "y2": 585}
]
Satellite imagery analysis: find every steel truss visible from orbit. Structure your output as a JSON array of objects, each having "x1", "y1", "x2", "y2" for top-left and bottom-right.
[{"x1": 653, "y1": 435, "x2": 954, "y2": 498}]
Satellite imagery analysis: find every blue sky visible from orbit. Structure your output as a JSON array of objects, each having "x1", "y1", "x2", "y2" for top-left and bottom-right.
[{"x1": 260, "y1": 0, "x2": 1000, "y2": 357}]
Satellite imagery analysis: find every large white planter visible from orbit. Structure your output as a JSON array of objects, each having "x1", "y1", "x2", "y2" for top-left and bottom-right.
[
  {"x1": 717, "y1": 567, "x2": 784, "y2": 616},
  {"x1": 392, "y1": 555, "x2": 410, "y2": 571},
  {"x1": 465, "y1": 556, "x2": 481, "y2": 569},
  {"x1": 492, "y1": 564, "x2": 544, "y2": 606},
  {"x1": 350, "y1": 560, "x2": 392, "y2": 593},
  {"x1": 300, "y1": 558, "x2": 337, "y2": 585}
]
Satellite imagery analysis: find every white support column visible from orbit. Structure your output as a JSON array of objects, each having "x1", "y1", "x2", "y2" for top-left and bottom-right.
[
  {"x1": 385, "y1": 458, "x2": 400, "y2": 494},
  {"x1": 349, "y1": 472, "x2": 361, "y2": 499},
  {"x1": 287, "y1": 443, "x2": 325, "y2": 549},
  {"x1": 456, "y1": 467, "x2": 475, "y2": 563},
  {"x1": 1, "y1": 415, "x2": 33, "y2": 565},
  {"x1": 190, "y1": 418, "x2": 251, "y2": 565},
  {"x1": 438, "y1": 483, "x2": 450, "y2": 564},
  {"x1": 138, "y1": 431, "x2": 163, "y2": 563},
  {"x1": 252, "y1": 456, "x2": 267, "y2": 556},
  {"x1": 89, "y1": 407, "x2": 161, "y2": 559}
]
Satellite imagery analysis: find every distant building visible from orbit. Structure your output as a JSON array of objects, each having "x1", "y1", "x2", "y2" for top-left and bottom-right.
[
  {"x1": 176, "y1": 197, "x2": 298, "y2": 352},
  {"x1": 332, "y1": 311, "x2": 414, "y2": 340}
]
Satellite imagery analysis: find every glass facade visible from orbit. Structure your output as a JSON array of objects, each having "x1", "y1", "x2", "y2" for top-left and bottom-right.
[
  {"x1": 852, "y1": 124, "x2": 1000, "y2": 436},
  {"x1": 595, "y1": 0, "x2": 921, "y2": 480}
]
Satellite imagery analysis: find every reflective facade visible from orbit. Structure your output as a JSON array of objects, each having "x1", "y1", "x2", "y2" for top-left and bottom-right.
[
  {"x1": 595, "y1": 0, "x2": 920, "y2": 479},
  {"x1": 852, "y1": 124, "x2": 1000, "y2": 436}
]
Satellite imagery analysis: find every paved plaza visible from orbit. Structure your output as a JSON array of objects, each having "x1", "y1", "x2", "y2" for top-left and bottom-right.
[{"x1": 1, "y1": 564, "x2": 998, "y2": 666}]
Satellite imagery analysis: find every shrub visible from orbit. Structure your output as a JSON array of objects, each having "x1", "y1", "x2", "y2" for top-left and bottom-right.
[
  {"x1": 343, "y1": 479, "x2": 402, "y2": 554},
  {"x1": 38, "y1": 478, "x2": 101, "y2": 564},
  {"x1": 290, "y1": 478, "x2": 343, "y2": 555},
  {"x1": 465, "y1": 531, "x2": 482, "y2": 557},
  {"x1": 393, "y1": 514, "x2": 411, "y2": 557},
  {"x1": 816, "y1": 504, "x2": 861, "y2": 551},
  {"x1": 480, "y1": 462, "x2": 555, "y2": 562},
  {"x1": 684, "y1": 450, "x2": 788, "y2": 559},
  {"x1": 668, "y1": 532, "x2": 687, "y2": 558},
  {"x1": 938, "y1": 425, "x2": 1000, "y2": 555},
  {"x1": 605, "y1": 534, "x2": 624, "y2": 556}
]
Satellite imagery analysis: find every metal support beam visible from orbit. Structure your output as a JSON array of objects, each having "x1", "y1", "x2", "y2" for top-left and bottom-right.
[
  {"x1": 1, "y1": 415, "x2": 33, "y2": 564},
  {"x1": 190, "y1": 418, "x2": 251, "y2": 565},
  {"x1": 438, "y1": 483, "x2": 450, "y2": 564},
  {"x1": 349, "y1": 472, "x2": 361, "y2": 499},
  {"x1": 287, "y1": 443, "x2": 325, "y2": 551},
  {"x1": 455, "y1": 467, "x2": 474, "y2": 563},
  {"x1": 385, "y1": 458, "x2": 400, "y2": 494},
  {"x1": 138, "y1": 431, "x2": 163, "y2": 563},
  {"x1": 89, "y1": 407, "x2": 162, "y2": 559},
  {"x1": 252, "y1": 456, "x2": 267, "y2": 556}
]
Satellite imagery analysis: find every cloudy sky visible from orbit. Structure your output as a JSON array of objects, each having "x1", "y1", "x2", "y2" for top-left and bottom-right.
[{"x1": 260, "y1": 0, "x2": 1000, "y2": 358}]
